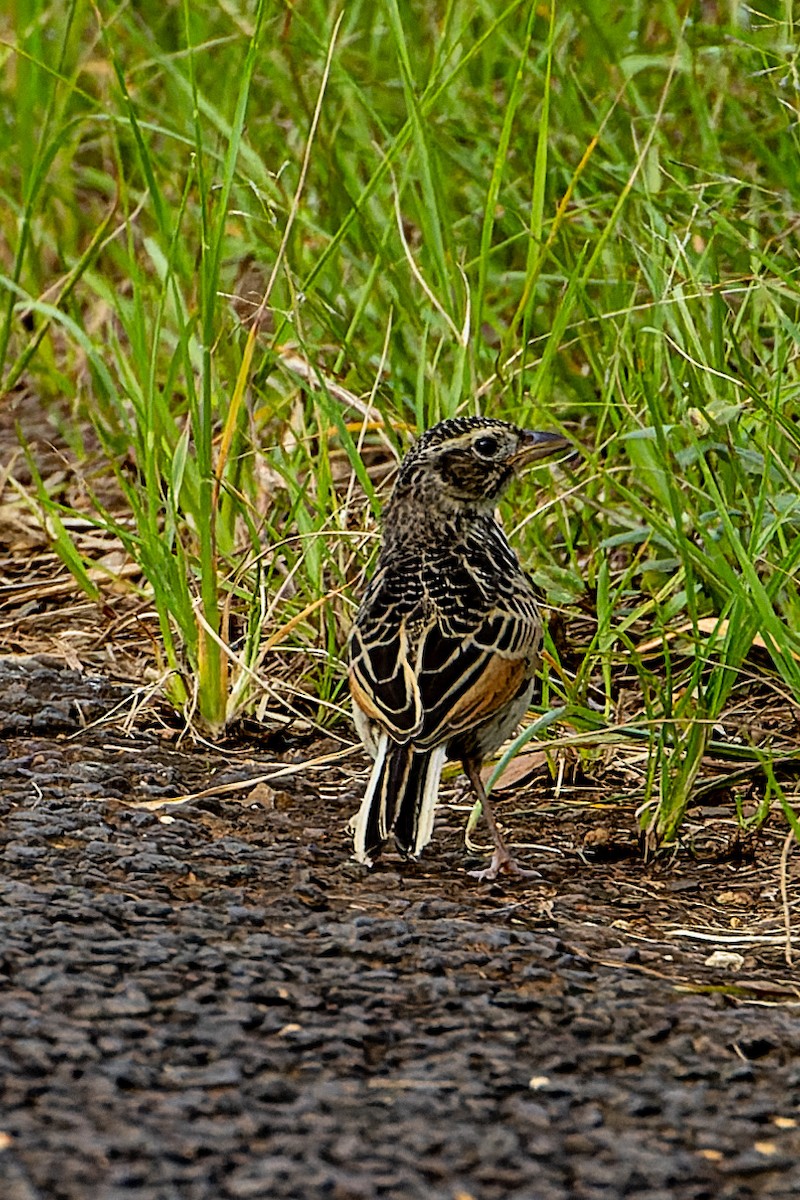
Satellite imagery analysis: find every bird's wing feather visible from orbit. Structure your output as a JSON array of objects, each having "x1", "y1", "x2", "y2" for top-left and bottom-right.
[
  {"x1": 348, "y1": 613, "x2": 423, "y2": 741},
  {"x1": 414, "y1": 605, "x2": 540, "y2": 747},
  {"x1": 350, "y1": 587, "x2": 540, "y2": 750},
  {"x1": 421, "y1": 648, "x2": 530, "y2": 745}
]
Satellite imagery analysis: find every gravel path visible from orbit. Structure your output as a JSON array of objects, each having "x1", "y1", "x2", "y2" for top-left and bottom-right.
[{"x1": 1, "y1": 657, "x2": 798, "y2": 1199}]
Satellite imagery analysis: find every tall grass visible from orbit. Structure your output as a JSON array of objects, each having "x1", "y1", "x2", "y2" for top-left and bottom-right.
[{"x1": 2, "y1": 1, "x2": 799, "y2": 842}]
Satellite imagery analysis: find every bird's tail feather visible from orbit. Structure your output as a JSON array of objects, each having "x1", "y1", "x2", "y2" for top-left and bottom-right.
[{"x1": 352, "y1": 734, "x2": 446, "y2": 864}]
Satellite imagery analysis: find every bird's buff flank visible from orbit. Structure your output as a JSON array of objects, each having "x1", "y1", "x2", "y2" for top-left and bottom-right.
[{"x1": 347, "y1": 416, "x2": 569, "y2": 880}]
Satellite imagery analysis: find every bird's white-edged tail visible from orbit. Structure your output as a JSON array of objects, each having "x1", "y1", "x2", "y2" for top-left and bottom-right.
[{"x1": 352, "y1": 732, "x2": 447, "y2": 864}]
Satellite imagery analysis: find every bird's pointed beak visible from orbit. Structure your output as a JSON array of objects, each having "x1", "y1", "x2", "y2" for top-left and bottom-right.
[{"x1": 511, "y1": 429, "x2": 571, "y2": 468}]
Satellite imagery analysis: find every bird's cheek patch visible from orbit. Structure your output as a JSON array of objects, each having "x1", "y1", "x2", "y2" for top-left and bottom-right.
[{"x1": 434, "y1": 450, "x2": 473, "y2": 491}]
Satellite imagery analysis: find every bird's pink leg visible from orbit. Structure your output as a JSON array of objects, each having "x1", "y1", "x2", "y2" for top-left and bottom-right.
[{"x1": 463, "y1": 758, "x2": 540, "y2": 882}]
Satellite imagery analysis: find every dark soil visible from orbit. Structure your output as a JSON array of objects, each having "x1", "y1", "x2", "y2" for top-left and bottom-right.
[{"x1": 1, "y1": 656, "x2": 799, "y2": 1200}]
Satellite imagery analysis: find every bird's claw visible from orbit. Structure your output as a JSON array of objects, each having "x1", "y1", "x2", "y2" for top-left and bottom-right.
[{"x1": 468, "y1": 849, "x2": 540, "y2": 882}]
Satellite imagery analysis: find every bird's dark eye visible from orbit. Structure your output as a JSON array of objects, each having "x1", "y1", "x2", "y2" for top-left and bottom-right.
[{"x1": 473, "y1": 435, "x2": 499, "y2": 458}]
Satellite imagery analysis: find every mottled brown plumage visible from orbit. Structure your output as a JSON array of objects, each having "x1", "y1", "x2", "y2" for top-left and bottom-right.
[{"x1": 347, "y1": 416, "x2": 569, "y2": 879}]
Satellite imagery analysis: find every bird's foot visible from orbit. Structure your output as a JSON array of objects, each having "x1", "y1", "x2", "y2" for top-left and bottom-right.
[{"x1": 468, "y1": 848, "x2": 540, "y2": 882}]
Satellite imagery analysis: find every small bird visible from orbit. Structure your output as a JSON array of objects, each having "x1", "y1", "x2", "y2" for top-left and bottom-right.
[{"x1": 347, "y1": 415, "x2": 569, "y2": 879}]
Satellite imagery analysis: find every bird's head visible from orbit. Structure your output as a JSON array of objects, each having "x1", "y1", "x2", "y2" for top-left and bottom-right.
[{"x1": 393, "y1": 416, "x2": 570, "y2": 512}]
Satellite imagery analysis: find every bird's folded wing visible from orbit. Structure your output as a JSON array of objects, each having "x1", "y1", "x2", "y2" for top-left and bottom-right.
[
  {"x1": 349, "y1": 604, "x2": 539, "y2": 749},
  {"x1": 349, "y1": 615, "x2": 423, "y2": 741},
  {"x1": 415, "y1": 606, "x2": 538, "y2": 747}
]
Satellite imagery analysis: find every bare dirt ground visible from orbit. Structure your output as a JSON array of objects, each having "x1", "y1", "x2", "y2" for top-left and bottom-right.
[{"x1": 1, "y1": 654, "x2": 799, "y2": 1200}]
